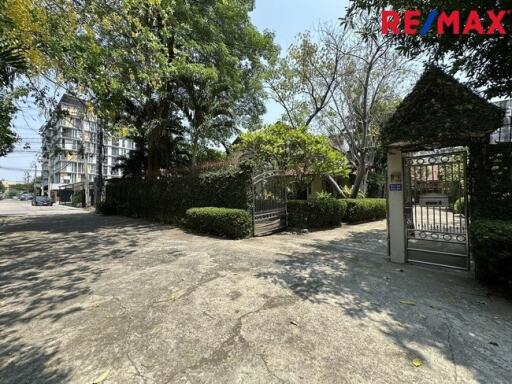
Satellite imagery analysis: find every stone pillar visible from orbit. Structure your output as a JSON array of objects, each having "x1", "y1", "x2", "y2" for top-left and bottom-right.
[{"x1": 387, "y1": 148, "x2": 406, "y2": 264}]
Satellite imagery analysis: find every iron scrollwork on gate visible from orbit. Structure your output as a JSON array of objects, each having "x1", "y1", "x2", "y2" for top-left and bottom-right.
[{"x1": 403, "y1": 151, "x2": 469, "y2": 270}]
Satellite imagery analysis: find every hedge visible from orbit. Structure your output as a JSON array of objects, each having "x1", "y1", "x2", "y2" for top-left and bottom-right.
[
  {"x1": 185, "y1": 207, "x2": 252, "y2": 239},
  {"x1": 103, "y1": 166, "x2": 252, "y2": 224},
  {"x1": 96, "y1": 200, "x2": 118, "y2": 216},
  {"x1": 469, "y1": 220, "x2": 512, "y2": 294},
  {"x1": 287, "y1": 198, "x2": 347, "y2": 229},
  {"x1": 343, "y1": 198, "x2": 387, "y2": 223}
]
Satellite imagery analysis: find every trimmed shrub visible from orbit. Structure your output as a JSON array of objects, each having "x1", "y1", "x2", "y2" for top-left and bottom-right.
[
  {"x1": 470, "y1": 220, "x2": 512, "y2": 294},
  {"x1": 343, "y1": 198, "x2": 387, "y2": 223},
  {"x1": 453, "y1": 197, "x2": 465, "y2": 214},
  {"x1": 287, "y1": 198, "x2": 347, "y2": 229},
  {"x1": 185, "y1": 207, "x2": 252, "y2": 239}
]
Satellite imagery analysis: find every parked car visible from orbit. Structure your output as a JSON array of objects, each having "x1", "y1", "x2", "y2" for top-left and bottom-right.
[
  {"x1": 0, "y1": 192, "x2": 4, "y2": 200},
  {"x1": 32, "y1": 196, "x2": 54, "y2": 206},
  {"x1": 19, "y1": 193, "x2": 29, "y2": 201}
]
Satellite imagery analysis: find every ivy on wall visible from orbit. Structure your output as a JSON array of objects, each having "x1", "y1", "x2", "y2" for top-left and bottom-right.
[
  {"x1": 105, "y1": 166, "x2": 253, "y2": 224},
  {"x1": 469, "y1": 142, "x2": 512, "y2": 220},
  {"x1": 382, "y1": 66, "x2": 503, "y2": 149}
]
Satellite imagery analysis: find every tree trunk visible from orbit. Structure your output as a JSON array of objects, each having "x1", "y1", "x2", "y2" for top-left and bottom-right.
[
  {"x1": 325, "y1": 174, "x2": 343, "y2": 196},
  {"x1": 350, "y1": 163, "x2": 366, "y2": 198},
  {"x1": 191, "y1": 139, "x2": 199, "y2": 166}
]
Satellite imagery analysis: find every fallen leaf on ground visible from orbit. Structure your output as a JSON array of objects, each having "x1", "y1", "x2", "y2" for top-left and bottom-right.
[
  {"x1": 411, "y1": 358, "x2": 423, "y2": 367},
  {"x1": 93, "y1": 368, "x2": 112, "y2": 383},
  {"x1": 418, "y1": 313, "x2": 427, "y2": 320},
  {"x1": 400, "y1": 300, "x2": 417, "y2": 306},
  {"x1": 489, "y1": 341, "x2": 499, "y2": 347},
  {"x1": 290, "y1": 320, "x2": 298, "y2": 326}
]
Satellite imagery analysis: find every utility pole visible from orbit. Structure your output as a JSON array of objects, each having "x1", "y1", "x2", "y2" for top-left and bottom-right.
[
  {"x1": 94, "y1": 119, "x2": 104, "y2": 210},
  {"x1": 32, "y1": 161, "x2": 38, "y2": 196},
  {"x1": 81, "y1": 106, "x2": 91, "y2": 208}
]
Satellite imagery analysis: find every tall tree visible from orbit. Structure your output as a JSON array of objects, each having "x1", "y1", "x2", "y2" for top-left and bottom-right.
[
  {"x1": 344, "y1": 1, "x2": 512, "y2": 97},
  {"x1": 265, "y1": 25, "x2": 346, "y2": 128},
  {"x1": 0, "y1": 1, "x2": 28, "y2": 157},
  {"x1": 2, "y1": 0, "x2": 276, "y2": 175},
  {"x1": 319, "y1": 21, "x2": 412, "y2": 197},
  {"x1": 267, "y1": 21, "x2": 413, "y2": 197}
]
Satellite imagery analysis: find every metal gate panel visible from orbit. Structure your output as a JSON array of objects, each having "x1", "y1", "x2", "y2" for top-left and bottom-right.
[
  {"x1": 403, "y1": 151, "x2": 469, "y2": 270},
  {"x1": 252, "y1": 171, "x2": 288, "y2": 236}
]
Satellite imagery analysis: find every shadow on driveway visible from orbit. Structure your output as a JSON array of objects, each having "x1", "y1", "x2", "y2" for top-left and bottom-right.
[
  {"x1": 0, "y1": 213, "x2": 160, "y2": 383},
  {"x1": 257, "y1": 227, "x2": 512, "y2": 383}
]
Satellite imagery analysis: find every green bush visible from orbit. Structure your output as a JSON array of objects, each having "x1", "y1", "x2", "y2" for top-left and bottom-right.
[
  {"x1": 287, "y1": 198, "x2": 347, "y2": 229},
  {"x1": 470, "y1": 220, "x2": 512, "y2": 294},
  {"x1": 185, "y1": 207, "x2": 252, "y2": 239},
  {"x1": 72, "y1": 193, "x2": 83, "y2": 208},
  {"x1": 312, "y1": 191, "x2": 333, "y2": 200},
  {"x1": 453, "y1": 197, "x2": 465, "y2": 214},
  {"x1": 343, "y1": 198, "x2": 387, "y2": 223}
]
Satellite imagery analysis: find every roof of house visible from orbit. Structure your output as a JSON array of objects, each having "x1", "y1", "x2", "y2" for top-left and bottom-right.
[{"x1": 382, "y1": 65, "x2": 504, "y2": 151}]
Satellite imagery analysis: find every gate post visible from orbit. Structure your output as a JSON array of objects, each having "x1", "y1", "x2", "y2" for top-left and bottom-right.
[{"x1": 387, "y1": 148, "x2": 406, "y2": 264}]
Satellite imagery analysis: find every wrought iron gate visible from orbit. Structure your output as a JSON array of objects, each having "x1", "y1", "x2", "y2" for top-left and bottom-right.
[
  {"x1": 252, "y1": 171, "x2": 288, "y2": 236},
  {"x1": 403, "y1": 150, "x2": 469, "y2": 270}
]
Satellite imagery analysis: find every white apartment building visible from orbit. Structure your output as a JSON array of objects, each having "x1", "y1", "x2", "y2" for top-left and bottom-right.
[{"x1": 41, "y1": 94, "x2": 135, "y2": 200}]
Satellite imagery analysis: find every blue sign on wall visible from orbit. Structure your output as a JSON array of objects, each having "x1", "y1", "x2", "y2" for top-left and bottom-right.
[{"x1": 389, "y1": 183, "x2": 402, "y2": 192}]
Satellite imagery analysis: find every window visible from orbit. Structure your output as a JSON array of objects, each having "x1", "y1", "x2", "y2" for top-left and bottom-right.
[
  {"x1": 62, "y1": 128, "x2": 76, "y2": 139},
  {"x1": 72, "y1": 118, "x2": 81, "y2": 129},
  {"x1": 85, "y1": 121, "x2": 97, "y2": 132}
]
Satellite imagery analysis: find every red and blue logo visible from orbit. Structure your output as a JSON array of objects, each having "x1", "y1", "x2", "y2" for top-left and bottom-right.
[{"x1": 382, "y1": 10, "x2": 511, "y2": 35}]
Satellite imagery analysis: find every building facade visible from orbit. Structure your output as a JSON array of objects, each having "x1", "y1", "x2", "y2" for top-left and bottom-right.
[{"x1": 41, "y1": 95, "x2": 135, "y2": 201}]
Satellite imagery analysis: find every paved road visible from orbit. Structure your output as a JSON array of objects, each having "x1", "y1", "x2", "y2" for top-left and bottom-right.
[
  {"x1": 0, "y1": 209, "x2": 511, "y2": 383},
  {"x1": 0, "y1": 199, "x2": 85, "y2": 216}
]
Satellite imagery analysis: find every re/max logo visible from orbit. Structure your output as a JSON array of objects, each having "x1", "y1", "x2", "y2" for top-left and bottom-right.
[{"x1": 382, "y1": 10, "x2": 511, "y2": 36}]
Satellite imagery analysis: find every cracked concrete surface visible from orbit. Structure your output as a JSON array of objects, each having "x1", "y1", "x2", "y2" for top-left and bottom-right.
[{"x1": 1, "y1": 201, "x2": 511, "y2": 383}]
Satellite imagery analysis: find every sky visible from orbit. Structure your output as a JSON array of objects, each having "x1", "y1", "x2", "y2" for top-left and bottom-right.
[{"x1": 0, "y1": 0, "x2": 349, "y2": 183}]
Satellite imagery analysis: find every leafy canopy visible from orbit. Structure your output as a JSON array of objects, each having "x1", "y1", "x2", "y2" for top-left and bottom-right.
[
  {"x1": 344, "y1": 1, "x2": 512, "y2": 97},
  {"x1": 236, "y1": 122, "x2": 349, "y2": 183},
  {"x1": 2, "y1": 0, "x2": 277, "y2": 174}
]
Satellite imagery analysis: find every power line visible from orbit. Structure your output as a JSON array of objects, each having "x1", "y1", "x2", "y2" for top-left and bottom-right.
[{"x1": 0, "y1": 165, "x2": 35, "y2": 171}]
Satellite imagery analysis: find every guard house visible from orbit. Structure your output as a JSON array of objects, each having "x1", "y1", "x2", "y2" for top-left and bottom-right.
[{"x1": 384, "y1": 66, "x2": 503, "y2": 270}]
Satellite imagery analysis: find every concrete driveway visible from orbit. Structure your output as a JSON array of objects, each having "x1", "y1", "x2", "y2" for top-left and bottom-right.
[{"x1": 0, "y1": 210, "x2": 511, "y2": 383}]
